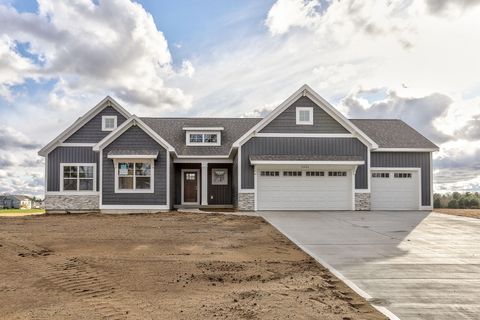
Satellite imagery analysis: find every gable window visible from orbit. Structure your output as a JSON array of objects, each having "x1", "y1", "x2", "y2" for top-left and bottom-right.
[
  {"x1": 212, "y1": 168, "x2": 228, "y2": 185},
  {"x1": 296, "y1": 107, "x2": 313, "y2": 125},
  {"x1": 102, "y1": 116, "x2": 117, "y2": 131},
  {"x1": 186, "y1": 132, "x2": 221, "y2": 146},
  {"x1": 61, "y1": 163, "x2": 96, "y2": 192},
  {"x1": 115, "y1": 160, "x2": 154, "y2": 193}
]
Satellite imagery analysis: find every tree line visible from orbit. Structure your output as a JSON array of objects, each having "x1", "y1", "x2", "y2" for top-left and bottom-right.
[{"x1": 434, "y1": 192, "x2": 480, "y2": 209}]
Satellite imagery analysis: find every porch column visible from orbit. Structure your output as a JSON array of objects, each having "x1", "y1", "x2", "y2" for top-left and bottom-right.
[{"x1": 201, "y1": 162, "x2": 208, "y2": 205}]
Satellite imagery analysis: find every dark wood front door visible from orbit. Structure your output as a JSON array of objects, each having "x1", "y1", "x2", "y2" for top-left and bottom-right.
[{"x1": 183, "y1": 171, "x2": 198, "y2": 203}]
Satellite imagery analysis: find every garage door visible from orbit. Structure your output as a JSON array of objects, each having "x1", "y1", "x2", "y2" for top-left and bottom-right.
[
  {"x1": 257, "y1": 169, "x2": 353, "y2": 210},
  {"x1": 371, "y1": 169, "x2": 420, "y2": 210}
]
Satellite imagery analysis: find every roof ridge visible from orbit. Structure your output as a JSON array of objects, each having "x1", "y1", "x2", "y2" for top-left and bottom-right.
[
  {"x1": 349, "y1": 118, "x2": 402, "y2": 121},
  {"x1": 141, "y1": 117, "x2": 262, "y2": 120}
]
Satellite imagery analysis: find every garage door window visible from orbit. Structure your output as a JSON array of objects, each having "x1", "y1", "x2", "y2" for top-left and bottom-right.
[
  {"x1": 372, "y1": 172, "x2": 390, "y2": 178},
  {"x1": 394, "y1": 173, "x2": 412, "y2": 178},
  {"x1": 260, "y1": 171, "x2": 279, "y2": 176},
  {"x1": 328, "y1": 171, "x2": 347, "y2": 177},
  {"x1": 306, "y1": 171, "x2": 324, "y2": 177},
  {"x1": 283, "y1": 171, "x2": 302, "y2": 177}
]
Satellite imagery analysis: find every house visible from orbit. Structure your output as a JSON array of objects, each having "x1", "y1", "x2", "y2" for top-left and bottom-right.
[
  {"x1": 0, "y1": 195, "x2": 32, "y2": 209},
  {"x1": 38, "y1": 85, "x2": 438, "y2": 213}
]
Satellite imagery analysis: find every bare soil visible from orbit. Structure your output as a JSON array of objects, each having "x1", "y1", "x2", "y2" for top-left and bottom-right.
[
  {"x1": 0, "y1": 212, "x2": 385, "y2": 320},
  {"x1": 435, "y1": 208, "x2": 480, "y2": 219}
]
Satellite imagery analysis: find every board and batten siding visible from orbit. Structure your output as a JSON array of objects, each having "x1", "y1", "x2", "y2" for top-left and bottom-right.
[
  {"x1": 260, "y1": 96, "x2": 349, "y2": 134},
  {"x1": 371, "y1": 152, "x2": 431, "y2": 206},
  {"x1": 241, "y1": 137, "x2": 368, "y2": 190},
  {"x1": 208, "y1": 164, "x2": 233, "y2": 205},
  {"x1": 102, "y1": 126, "x2": 167, "y2": 205},
  {"x1": 47, "y1": 147, "x2": 99, "y2": 191},
  {"x1": 65, "y1": 106, "x2": 127, "y2": 143}
]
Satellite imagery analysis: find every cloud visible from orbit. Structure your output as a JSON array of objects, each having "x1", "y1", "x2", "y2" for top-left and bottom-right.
[
  {"x1": 0, "y1": 153, "x2": 14, "y2": 167},
  {"x1": 0, "y1": 0, "x2": 192, "y2": 109},
  {"x1": 456, "y1": 114, "x2": 480, "y2": 140},
  {"x1": 0, "y1": 126, "x2": 40, "y2": 150},
  {"x1": 265, "y1": 0, "x2": 321, "y2": 35},
  {"x1": 425, "y1": 0, "x2": 480, "y2": 14}
]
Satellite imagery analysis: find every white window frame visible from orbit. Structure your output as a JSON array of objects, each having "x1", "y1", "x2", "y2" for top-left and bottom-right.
[
  {"x1": 296, "y1": 107, "x2": 313, "y2": 125},
  {"x1": 186, "y1": 131, "x2": 221, "y2": 146},
  {"x1": 211, "y1": 168, "x2": 228, "y2": 185},
  {"x1": 102, "y1": 115, "x2": 117, "y2": 131},
  {"x1": 114, "y1": 159, "x2": 154, "y2": 193},
  {"x1": 60, "y1": 163, "x2": 97, "y2": 192}
]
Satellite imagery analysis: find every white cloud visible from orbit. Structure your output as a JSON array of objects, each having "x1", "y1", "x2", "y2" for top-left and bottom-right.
[{"x1": 265, "y1": 0, "x2": 321, "y2": 35}]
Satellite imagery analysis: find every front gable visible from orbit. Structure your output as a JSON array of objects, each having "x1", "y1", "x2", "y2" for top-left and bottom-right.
[{"x1": 260, "y1": 96, "x2": 349, "y2": 134}]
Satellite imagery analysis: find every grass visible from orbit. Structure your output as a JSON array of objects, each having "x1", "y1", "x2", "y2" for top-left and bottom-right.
[
  {"x1": 434, "y1": 208, "x2": 480, "y2": 219},
  {"x1": 0, "y1": 209, "x2": 45, "y2": 215}
]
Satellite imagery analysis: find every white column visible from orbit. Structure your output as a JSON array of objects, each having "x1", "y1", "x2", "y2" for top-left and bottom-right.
[{"x1": 201, "y1": 162, "x2": 208, "y2": 205}]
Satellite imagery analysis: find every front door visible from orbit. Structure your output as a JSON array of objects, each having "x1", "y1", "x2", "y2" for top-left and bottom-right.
[{"x1": 183, "y1": 171, "x2": 199, "y2": 204}]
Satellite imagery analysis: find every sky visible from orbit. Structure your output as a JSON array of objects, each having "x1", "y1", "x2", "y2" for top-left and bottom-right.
[{"x1": 0, "y1": 0, "x2": 479, "y2": 198}]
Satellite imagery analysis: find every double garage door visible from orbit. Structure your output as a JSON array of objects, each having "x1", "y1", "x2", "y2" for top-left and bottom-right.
[
  {"x1": 257, "y1": 168, "x2": 353, "y2": 210},
  {"x1": 370, "y1": 169, "x2": 420, "y2": 210}
]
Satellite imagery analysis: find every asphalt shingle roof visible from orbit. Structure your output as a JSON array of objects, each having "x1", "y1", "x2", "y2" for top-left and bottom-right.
[
  {"x1": 141, "y1": 118, "x2": 262, "y2": 156},
  {"x1": 249, "y1": 155, "x2": 364, "y2": 162},
  {"x1": 351, "y1": 119, "x2": 438, "y2": 149}
]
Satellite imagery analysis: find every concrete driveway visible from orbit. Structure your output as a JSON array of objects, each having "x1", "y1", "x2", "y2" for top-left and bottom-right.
[{"x1": 259, "y1": 211, "x2": 480, "y2": 320}]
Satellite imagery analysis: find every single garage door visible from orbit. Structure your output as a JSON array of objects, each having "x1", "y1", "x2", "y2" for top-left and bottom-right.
[
  {"x1": 257, "y1": 169, "x2": 353, "y2": 210},
  {"x1": 371, "y1": 169, "x2": 420, "y2": 210}
]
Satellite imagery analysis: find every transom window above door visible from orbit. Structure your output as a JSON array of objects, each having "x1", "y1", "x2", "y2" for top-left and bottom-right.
[
  {"x1": 115, "y1": 160, "x2": 154, "y2": 193},
  {"x1": 61, "y1": 163, "x2": 96, "y2": 192},
  {"x1": 296, "y1": 107, "x2": 313, "y2": 125}
]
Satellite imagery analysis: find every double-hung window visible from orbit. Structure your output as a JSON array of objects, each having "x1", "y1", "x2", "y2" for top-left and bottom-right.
[
  {"x1": 61, "y1": 163, "x2": 96, "y2": 192},
  {"x1": 115, "y1": 160, "x2": 154, "y2": 193}
]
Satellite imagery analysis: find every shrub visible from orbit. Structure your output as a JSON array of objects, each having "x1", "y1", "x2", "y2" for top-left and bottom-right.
[
  {"x1": 448, "y1": 199, "x2": 458, "y2": 208},
  {"x1": 469, "y1": 198, "x2": 479, "y2": 209},
  {"x1": 433, "y1": 198, "x2": 441, "y2": 208}
]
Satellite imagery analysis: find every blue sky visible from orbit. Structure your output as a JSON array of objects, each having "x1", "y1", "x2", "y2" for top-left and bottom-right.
[{"x1": 0, "y1": 0, "x2": 479, "y2": 196}]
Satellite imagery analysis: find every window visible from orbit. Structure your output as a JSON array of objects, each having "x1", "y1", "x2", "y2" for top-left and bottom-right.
[
  {"x1": 185, "y1": 173, "x2": 196, "y2": 180},
  {"x1": 296, "y1": 107, "x2": 313, "y2": 125},
  {"x1": 328, "y1": 171, "x2": 347, "y2": 177},
  {"x1": 283, "y1": 171, "x2": 302, "y2": 177},
  {"x1": 306, "y1": 171, "x2": 324, "y2": 177},
  {"x1": 115, "y1": 160, "x2": 154, "y2": 193},
  {"x1": 372, "y1": 172, "x2": 390, "y2": 178},
  {"x1": 102, "y1": 116, "x2": 117, "y2": 131},
  {"x1": 212, "y1": 168, "x2": 228, "y2": 185},
  {"x1": 260, "y1": 171, "x2": 279, "y2": 176},
  {"x1": 61, "y1": 164, "x2": 96, "y2": 192},
  {"x1": 394, "y1": 173, "x2": 412, "y2": 178},
  {"x1": 186, "y1": 132, "x2": 221, "y2": 146}
]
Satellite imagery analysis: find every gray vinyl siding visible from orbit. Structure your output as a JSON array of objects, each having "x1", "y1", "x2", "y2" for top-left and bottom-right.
[
  {"x1": 102, "y1": 126, "x2": 167, "y2": 205},
  {"x1": 174, "y1": 163, "x2": 201, "y2": 205},
  {"x1": 241, "y1": 137, "x2": 368, "y2": 189},
  {"x1": 260, "y1": 96, "x2": 349, "y2": 134},
  {"x1": 232, "y1": 153, "x2": 238, "y2": 207},
  {"x1": 170, "y1": 155, "x2": 175, "y2": 209},
  {"x1": 208, "y1": 164, "x2": 233, "y2": 205},
  {"x1": 47, "y1": 147, "x2": 99, "y2": 192},
  {"x1": 371, "y1": 152, "x2": 431, "y2": 206},
  {"x1": 65, "y1": 106, "x2": 127, "y2": 143}
]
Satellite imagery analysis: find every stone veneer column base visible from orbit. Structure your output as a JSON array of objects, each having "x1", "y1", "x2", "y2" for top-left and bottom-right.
[
  {"x1": 238, "y1": 192, "x2": 255, "y2": 211},
  {"x1": 355, "y1": 193, "x2": 371, "y2": 211},
  {"x1": 45, "y1": 195, "x2": 100, "y2": 213}
]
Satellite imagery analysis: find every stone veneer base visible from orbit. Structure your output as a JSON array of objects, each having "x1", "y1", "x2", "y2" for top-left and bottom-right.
[
  {"x1": 45, "y1": 194, "x2": 99, "y2": 213},
  {"x1": 238, "y1": 192, "x2": 255, "y2": 211},
  {"x1": 355, "y1": 192, "x2": 371, "y2": 211}
]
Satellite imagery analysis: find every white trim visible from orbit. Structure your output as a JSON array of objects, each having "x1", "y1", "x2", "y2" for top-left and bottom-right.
[
  {"x1": 38, "y1": 96, "x2": 131, "y2": 156},
  {"x1": 201, "y1": 163, "x2": 208, "y2": 205},
  {"x1": 430, "y1": 151, "x2": 433, "y2": 209},
  {"x1": 44, "y1": 154, "x2": 48, "y2": 195},
  {"x1": 296, "y1": 106, "x2": 313, "y2": 125},
  {"x1": 114, "y1": 159, "x2": 154, "y2": 194},
  {"x1": 100, "y1": 205, "x2": 169, "y2": 210},
  {"x1": 370, "y1": 167, "x2": 422, "y2": 210},
  {"x1": 367, "y1": 147, "x2": 371, "y2": 193},
  {"x1": 420, "y1": 205, "x2": 433, "y2": 210},
  {"x1": 238, "y1": 189, "x2": 254, "y2": 193},
  {"x1": 351, "y1": 168, "x2": 356, "y2": 210},
  {"x1": 93, "y1": 116, "x2": 175, "y2": 152},
  {"x1": 253, "y1": 166, "x2": 258, "y2": 211},
  {"x1": 102, "y1": 115, "x2": 117, "y2": 131},
  {"x1": 107, "y1": 154, "x2": 158, "y2": 159},
  {"x1": 166, "y1": 153, "x2": 171, "y2": 209},
  {"x1": 174, "y1": 158, "x2": 232, "y2": 164},
  {"x1": 250, "y1": 160, "x2": 365, "y2": 165},
  {"x1": 99, "y1": 148, "x2": 103, "y2": 206},
  {"x1": 374, "y1": 148, "x2": 439, "y2": 152},
  {"x1": 211, "y1": 168, "x2": 228, "y2": 186},
  {"x1": 186, "y1": 131, "x2": 221, "y2": 146},
  {"x1": 354, "y1": 189, "x2": 370, "y2": 193},
  {"x1": 58, "y1": 143, "x2": 96, "y2": 147},
  {"x1": 232, "y1": 84, "x2": 378, "y2": 149},
  {"x1": 181, "y1": 169, "x2": 200, "y2": 205},
  {"x1": 254, "y1": 133, "x2": 354, "y2": 138},
  {"x1": 182, "y1": 127, "x2": 224, "y2": 131},
  {"x1": 175, "y1": 155, "x2": 230, "y2": 159},
  {"x1": 46, "y1": 191, "x2": 99, "y2": 195},
  {"x1": 60, "y1": 163, "x2": 97, "y2": 192}
]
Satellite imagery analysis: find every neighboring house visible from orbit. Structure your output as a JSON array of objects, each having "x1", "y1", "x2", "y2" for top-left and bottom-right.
[
  {"x1": 0, "y1": 195, "x2": 32, "y2": 209},
  {"x1": 38, "y1": 85, "x2": 438, "y2": 213}
]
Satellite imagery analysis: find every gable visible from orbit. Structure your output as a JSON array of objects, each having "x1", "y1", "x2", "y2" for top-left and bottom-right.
[
  {"x1": 259, "y1": 96, "x2": 349, "y2": 134},
  {"x1": 104, "y1": 125, "x2": 166, "y2": 152},
  {"x1": 65, "y1": 106, "x2": 127, "y2": 143}
]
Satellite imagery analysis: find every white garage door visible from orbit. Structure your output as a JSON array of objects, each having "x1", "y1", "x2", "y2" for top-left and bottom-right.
[
  {"x1": 257, "y1": 169, "x2": 353, "y2": 210},
  {"x1": 371, "y1": 169, "x2": 420, "y2": 210}
]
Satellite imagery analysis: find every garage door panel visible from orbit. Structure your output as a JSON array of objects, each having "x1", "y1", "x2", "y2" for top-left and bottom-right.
[{"x1": 371, "y1": 170, "x2": 419, "y2": 210}]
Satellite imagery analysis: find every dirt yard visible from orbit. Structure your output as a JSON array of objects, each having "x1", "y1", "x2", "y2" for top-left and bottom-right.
[
  {"x1": 0, "y1": 212, "x2": 385, "y2": 320},
  {"x1": 434, "y1": 208, "x2": 480, "y2": 219}
]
